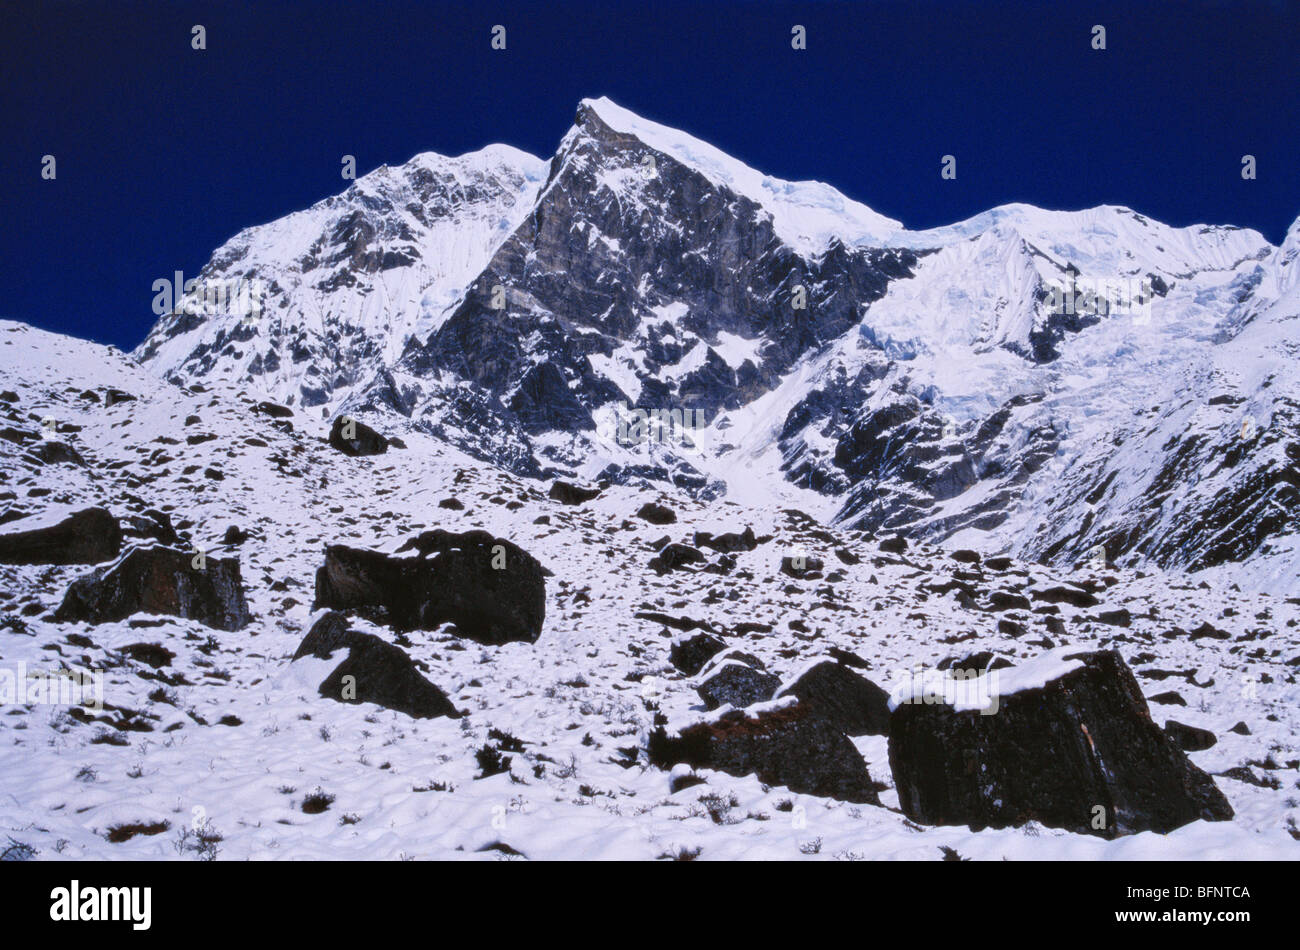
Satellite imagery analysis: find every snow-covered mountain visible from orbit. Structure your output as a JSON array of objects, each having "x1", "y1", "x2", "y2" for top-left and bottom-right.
[
  {"x1": 136, "y1": 143, "x2": 548, "y2": 411},
  {"x1": 134, "y1": 97, "x2": 1300, "y2": 593}
]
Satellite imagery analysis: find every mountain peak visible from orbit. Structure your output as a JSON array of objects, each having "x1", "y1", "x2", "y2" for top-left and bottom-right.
[{"x1": 572, "y1": 96, "x2": 903, "y2": 254}]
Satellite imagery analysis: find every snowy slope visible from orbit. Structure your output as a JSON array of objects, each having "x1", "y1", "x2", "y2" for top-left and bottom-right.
[{"x1": 1, "y1": 320, "x2": 1298, "y2": 860}]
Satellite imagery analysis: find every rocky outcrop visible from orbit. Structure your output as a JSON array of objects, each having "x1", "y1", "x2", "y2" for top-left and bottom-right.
[
  {"x1": 775, "y1": 660, "x2": 891, "y2": 736},
  {"x1": 649, "y1": 701, "x2": 880, "y2": 804},
  {"x1": 291, "y1": 611, "x2": 459, "y2": 719},
  {"x1": 0, "y1": 507, "x2": 121, "y2": 565},
  {"x1": 888, "y1": 649, "x2": 1234, "y2": 838},
  {"x1": 312, "y1": 530, "x2": 546, "y2": 644},
  {"x1": 54, "y1": 545, "x2": 250, "y2": 631}
]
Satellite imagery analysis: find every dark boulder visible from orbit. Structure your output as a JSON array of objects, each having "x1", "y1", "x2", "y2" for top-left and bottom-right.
[
  {"x1": 328, "y1": 416, "x2": 388, "y2": 456},
  {"x1": 696, "y1": 659, "x2": 780, "y2": 710},
  {"x1": 878, "y1": 535, "x2": 908, "y2": 554},
  {"x1": 222, "y1": 526, "x2": 250, "y2": 546},
  {"x1": 1096, "y1": 607, "x2": 1132, "y2": 627},
  {"x1": 670, "y1": 632, "x2": 726, "y2": 676},
  {"x1": 26, "y1": 441, "x2": 85, "y2": 466},
  {"x1": 312, "y1": 530, "x2": 546, "y2": 644},
  {"x1": 103, "y1": 389, "x2": 137, "y2": 407},
  {"x1": 888, "y1": 649, "x2": 1234, "y2": 838},
  {"x1": 291, "y1": 611, "x2": 459, "y2": 720},
  {"x1": 0, "y1": 507, "x2": 121, "y2": 565},
  {"x1": 775, "y1": 660, "x2": 891, "y2": 736},
  {"x1": 649, "y1": 702, "x2": 880, "y2": 804},
  {"x1": 648, "y1": 542, "x2": 706, "y2": 574},
  {"x1": 693, "y1": 527, "x2": 757, "y2": 553},
  {"x1": 548, "y1": 480, "x2": 602, "y2": 505},
  {"x1": 1031, "y1": 585, "x2": 1101, "y2": 608},
  {"x1": 124, "y1": 509, "x2": 180, "y2": 546},
  {"x1": 54, "y1": 545, "x2": 250, "y2": 631},
  {"x1": 253, "y1": 400, "x2": 294, "y2": 419},
  {"x1": 636, "y1": 501, "x2": 677, "y2": 525},
  {"x1": 941, "y1": 651, "x2": 1014, "y2": 675},
  {"x1": 951, "y1": 549, "x2": 981, "y2": 564},
  {"x1": 1164, "y1": 720, "x2": 1217, "y2": 752},
  {"x1": 780, "y1": 554, "x2": 824, "y2": 578},
  {"x1": 987, "y1": 590, "x2": 1031, "y2": 612}
]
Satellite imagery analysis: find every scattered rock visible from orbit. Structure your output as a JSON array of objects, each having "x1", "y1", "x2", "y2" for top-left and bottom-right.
[
  {"x1": 987, "y1": 590, "x2": 1031, "y2": 612},
  {"x1": 650, "y1": 701, "x2": 880, "y2": 804},
  {"x1": 1148, "y1": 690, "x2": 1187, "y2": 706},
  {"x1": 54, "y1": 545, "x2": 251, "y2": 631},
  {"x1": 328, "y1": 416, "x2": 388, "y2": 457},
  {"x1": 291, "y1": 611, "x2": 459, "y2": 719},
  {"x1": 636, "y1": 501, "x2": 677, "y2": 525},
  {"x1": 889, "y1": 648, "x2": 1233, "y2": 837},
  {"x1": 1096, "y1": 607, "x2": 1132, "y2": 627},
  {"x1": 693, "y1": 527, "x2": 757, "y2": 553},
  {"x1": 548, "y1": 481, "x2": 601, "y2": 505},
  {"x1": 695, "y1": 659, "x2": 780, "y2": 710},
  {"x1": 313, "y1": 530, "x2": 546, "y2": 644},
  {"x1": 124, "y1": 509, "x2": 179, "y2": 546},
  {"x1": 25, "y1": 441, "x2": 85, "y2": 466},
  {"x1": 1031, "y1": 585, "x2": 1101, "y2": 608},
  {"x1": 878, "y1": 535, "x2": 907, "y2": 554},
  {"x1": 1163, "y1": 720, "x2": 1217, "y2": 752},
  {"x1": 648, "y1": 542, "x2": 706, "y2": 574},
  {"x1": 0, "y1": 507, "x2": 121, "y2": 565},
  {"x1": 669, "y1": 632, "x2": 726, "y2": 676},
  {"x1": 253, "y1": 400, "x2": 293, "y2": 419},
  {"x1": 780, "y1": 555, "x2": 824, "y2": 578},
  {"x1": 775, "y1": 660, "x2": 891, "y2": 736},
  {"x1": 103, "y1": 389, "x2": 136, "y2": 407}
]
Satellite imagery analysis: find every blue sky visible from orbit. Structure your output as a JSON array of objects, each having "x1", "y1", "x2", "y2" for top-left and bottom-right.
[{"x1": 3, "y1": 0, "x2": 1297, "y2": 348}]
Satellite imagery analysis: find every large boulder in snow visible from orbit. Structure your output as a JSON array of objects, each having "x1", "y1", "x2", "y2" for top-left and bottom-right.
[
  {"x1": 887, "y1": 648, "x2": 1234, "y2": 838},
  {"x1": 696, "y1": 658, "x2": 780, "y2": 710},
  {"x1": 548, "y1": 480, "x2": 602, "y2": 505},
  {"x1": 291, "y1": 611, "x2": 459, "y2": 720},
  {"x1": 0, "y1": 506, "x2": 121, "y2": 565},
  {"x1": 54, "y1": 545, "x2": 250, "y2": 631},
  {"x1": 328, "y1": 416, "x2": 388, "y2": 456},
  {"x1": 670, "y1": 631, "x2": 726, "y2": 676},
  {"x1": 313, "y1": 529, "x2": 546, "y2": 644},
  {"x1": 649, "y1": 700, "x2": 880, "y2": 804},
  {"x1": 775, "y1": 659, "x2": 892, "y2": 736}
]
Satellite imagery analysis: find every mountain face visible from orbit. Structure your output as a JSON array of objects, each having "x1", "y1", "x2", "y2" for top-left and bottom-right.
[
  {"x1": 135, "y1": 144, "x2": 548, "y2": 412},
  {"x1": 135, "y1": 98, "x2": 1299, "y2": 592}
]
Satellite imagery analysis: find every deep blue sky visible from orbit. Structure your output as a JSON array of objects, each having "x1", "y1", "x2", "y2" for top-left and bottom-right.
[{"x1": 3, "y1": 0, "x2": 1298, "y2": 349}]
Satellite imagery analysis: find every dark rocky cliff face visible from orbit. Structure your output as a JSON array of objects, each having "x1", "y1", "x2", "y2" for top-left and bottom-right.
[{"x1": 369, "y1": 103, "x2": 919, "y2": 474}]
